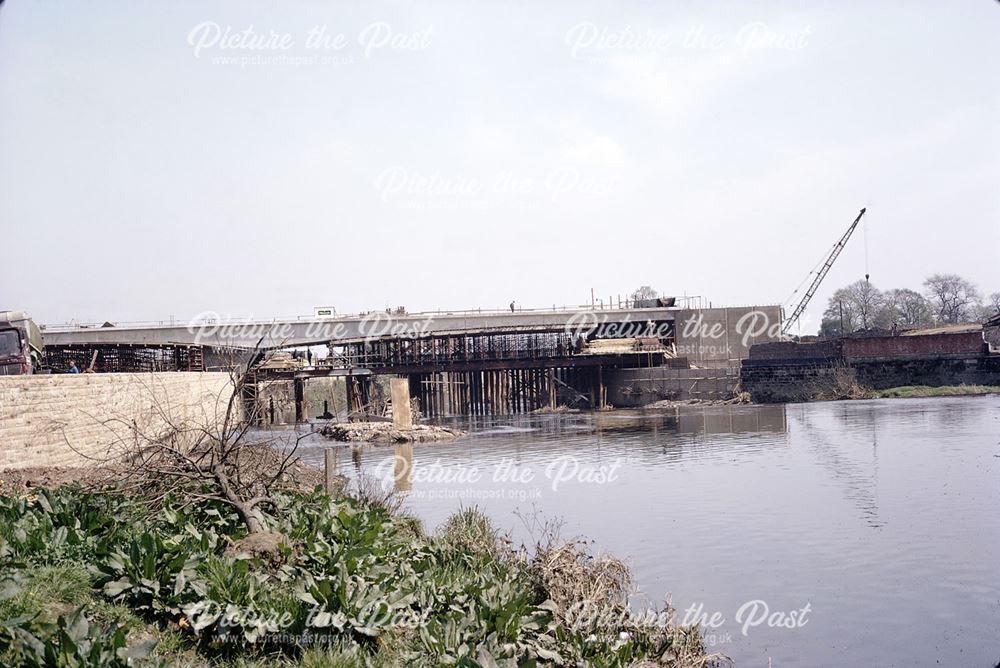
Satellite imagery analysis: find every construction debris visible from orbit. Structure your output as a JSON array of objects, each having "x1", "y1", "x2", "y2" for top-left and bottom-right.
[
  {"x1": 643, "y1": 395, "x2": 751, "y2": 409},
  {"x1": 318, "y1": 422, "x2": 464, "y2": 444},
  {"x1": 581, "y1": 337, "x2": 670, "y2": 355}
]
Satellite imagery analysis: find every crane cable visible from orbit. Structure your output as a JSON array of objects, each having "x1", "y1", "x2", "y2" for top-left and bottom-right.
[
  {"x1": 783, "y1": 241, "x2": 836, "y2": 310},
  {"x1": 864, "y1": 214, "x2": 871, "y2": 284}
]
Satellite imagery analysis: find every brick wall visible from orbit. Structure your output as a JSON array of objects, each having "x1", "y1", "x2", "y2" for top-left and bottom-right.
[
  {"x1": 747, "y1": 331, "x2": 986, "y2": 363},
  {"x1": 842, "y1": 332, "x2": 985, "y2": 359},
  {"x1": 741, "y1": 331, "x2": 995, "y2": 403},
  {"x1": 0, "y1": 373, "x2": 236, "y2": 470}
]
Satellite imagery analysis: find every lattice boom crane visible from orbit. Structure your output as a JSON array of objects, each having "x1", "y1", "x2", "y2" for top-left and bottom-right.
[{"x1": 782, "y1": 207, "x2": 867, "y2": 335}]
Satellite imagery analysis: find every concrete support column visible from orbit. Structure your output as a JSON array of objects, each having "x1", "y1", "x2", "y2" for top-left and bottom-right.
[
  {"x1": 294, "y1": 378, "x2": 306, "y2": 423},
  {"x1": 390, "y1": 377, "x2": 413, "y2": 428}
]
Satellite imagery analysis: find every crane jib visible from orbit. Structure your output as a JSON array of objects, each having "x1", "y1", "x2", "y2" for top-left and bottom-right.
[{"x1": 781, "y1": 208, "x2": 867, "y2": 335}]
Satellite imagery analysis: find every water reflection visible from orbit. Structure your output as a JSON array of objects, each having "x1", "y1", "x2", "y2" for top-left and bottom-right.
[
  {"x1": 351, "y1": 446, "x2": 362, "y2": 475},
  {"x1": 434, "y1": 404, "x2": 788, "y2": 438},
  {"x1": 281, "y1": 398, "x2": 1000, "y2": 667},
  {"x1": 393, "y1": 443, "x2": 413, "y2": 492},
  {"x1": 791, "y1": 403, "x2": 884, "y2": 528}
]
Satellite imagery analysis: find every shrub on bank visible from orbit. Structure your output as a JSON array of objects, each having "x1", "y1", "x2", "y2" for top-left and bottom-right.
[{"x1": 0, "y1": 486, "x2": 713, "y2": 667}]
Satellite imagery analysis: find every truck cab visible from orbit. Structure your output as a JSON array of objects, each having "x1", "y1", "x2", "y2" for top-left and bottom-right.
[{"x1": 0, "y1": 311, "x2": 44, "y2": 375}]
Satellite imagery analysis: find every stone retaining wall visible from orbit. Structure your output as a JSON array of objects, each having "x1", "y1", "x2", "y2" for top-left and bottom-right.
[
  {"x1": 0, "y1": 373, "x2": 235, "y2": 470},
  {"x1": 741, "y1": 356, "x2": 1000, "y2": 403},
  {"x1": 741, "y1": 331, "x2": 997, "y2": 403}
]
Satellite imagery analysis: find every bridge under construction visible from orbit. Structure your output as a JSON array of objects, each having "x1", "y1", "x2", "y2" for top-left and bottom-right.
[{"x1": 41, "y1": 304, "x2": 783, "y2": 418}]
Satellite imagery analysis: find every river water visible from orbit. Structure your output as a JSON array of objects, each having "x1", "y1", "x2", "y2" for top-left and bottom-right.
[{"x1": 288, "y1": 396, "x2": 1000, "y2": 666}]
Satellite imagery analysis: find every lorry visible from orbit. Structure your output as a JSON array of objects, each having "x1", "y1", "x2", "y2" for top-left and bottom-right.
[{"x1": 0, "y1": 311, "x2": 44, "y2": 375}]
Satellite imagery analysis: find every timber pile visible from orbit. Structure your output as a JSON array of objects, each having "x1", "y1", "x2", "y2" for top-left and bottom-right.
[{"x1": 318, "y1": 422, "x2": 464, "y2": 444}]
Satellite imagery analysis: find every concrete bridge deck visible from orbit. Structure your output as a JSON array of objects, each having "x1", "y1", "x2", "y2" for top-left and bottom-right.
[{"x1": 41, "y1": 306, "x2": 679, "y2": 349}]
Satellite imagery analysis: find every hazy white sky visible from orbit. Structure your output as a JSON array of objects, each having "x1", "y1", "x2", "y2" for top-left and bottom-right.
[{"x1": 1, "y1": 1, "x2": 997, "y2": 332}]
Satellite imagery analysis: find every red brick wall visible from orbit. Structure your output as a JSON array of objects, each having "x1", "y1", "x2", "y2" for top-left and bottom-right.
[{"x1": 841, "y1": 332, "x2": 985, "y2": 359}]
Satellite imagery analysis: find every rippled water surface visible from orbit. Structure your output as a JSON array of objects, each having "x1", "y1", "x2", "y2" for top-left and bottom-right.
[{"x1": 286, "y1": 397, "x2": 1000, "y2": 666}]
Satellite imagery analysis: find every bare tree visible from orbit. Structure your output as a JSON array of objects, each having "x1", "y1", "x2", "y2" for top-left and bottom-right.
[
  {"x1": 883, "y1": 288, "x2": 933, "y2": 327},
  {"x1": 923, "y1": 273, "x2": 982, "y2": 324},
  {"x1": 101, "y1": 345, "x2": 314, "y2": 535},
  {"x1": 820, "y1": 280, "x2": 888, "y2": 335},
  {"x1": 821, "y1": 289, "x2": 857, "y2": 337},
  {"x1": 629, "y1": 285, "x2": 659, "y2": 305},
  {"x1": 984, "y1": 292, "x2": 1000, "y2": 318}
]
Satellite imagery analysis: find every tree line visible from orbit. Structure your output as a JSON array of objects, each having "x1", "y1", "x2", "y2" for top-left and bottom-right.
[{"x1": 820, "y1": 273, "x2": 1000, "y2": 337}]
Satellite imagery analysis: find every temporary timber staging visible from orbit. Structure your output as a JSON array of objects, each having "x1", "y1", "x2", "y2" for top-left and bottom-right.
[
  {"x1": 254, "y1": 329, "x2": 672, "y2": 418},
  {"x1": 258, "y1": 353, "x2": 667, "y2": 419},
  {"x1": 44, "y1": 343, "x2": 206, "y2": 373}
]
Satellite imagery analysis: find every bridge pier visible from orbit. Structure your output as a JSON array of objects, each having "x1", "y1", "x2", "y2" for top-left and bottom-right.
[
  {"x1": 294, "y1": 378, "x2": 306, "y2": 423},
  {"x1": 246, "y1": 362, "x2": 621, "y2": 421},
  {"x1": 597, "y1": 365, "x2": 606, "y2": 409},
  {"x1": 401, "y1": 365, "x2": 600, "y2": 418},
  {"x1": 548, "y1": 369, "x2": 556, "y2": 409}
]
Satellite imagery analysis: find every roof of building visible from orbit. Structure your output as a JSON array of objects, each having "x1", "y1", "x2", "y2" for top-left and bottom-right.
[{"x1": 900, "y1": 323, "x2": 983, "y2": 336}]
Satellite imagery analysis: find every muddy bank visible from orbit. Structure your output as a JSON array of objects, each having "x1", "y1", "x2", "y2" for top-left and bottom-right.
[
  {"x1": 0, "y1": 467, "x2": 103, "y2": 495},
  {"x1": 319, "y1": 422, "x2": 464, "y2": 444}
]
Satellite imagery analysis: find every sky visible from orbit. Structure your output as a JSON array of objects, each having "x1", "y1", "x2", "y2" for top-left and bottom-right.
[{"x1": 0, "y1": 0, "x2": 997, "y2": 333}]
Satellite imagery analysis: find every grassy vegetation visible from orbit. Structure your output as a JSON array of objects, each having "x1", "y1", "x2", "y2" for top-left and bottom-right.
[
  {"x1": 0, "y1": 486, "x2": 712, "y2": 667},
  {"x1": 873, "y1": 384, "x2": 1000, "y2": 398}
]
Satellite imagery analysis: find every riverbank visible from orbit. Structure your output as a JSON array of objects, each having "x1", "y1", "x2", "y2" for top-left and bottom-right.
[
  {"x1": 811, "y1": 382, "x2": 1000, "y2": 402},
  {"x1": 0, "y1": 480, "x2": 711, "y2": 666},
  {"x1": 740, "y1": 333, "x2": 1000, "y2": 403},
  {"x1": 316, "y1": 398, "x2": 1000, "y2": 666},
  {"x1": 871, "y1": 384, "x2": 1000, "y2": 398}
]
